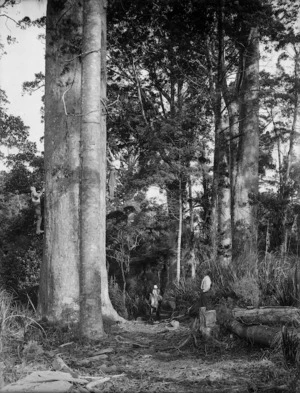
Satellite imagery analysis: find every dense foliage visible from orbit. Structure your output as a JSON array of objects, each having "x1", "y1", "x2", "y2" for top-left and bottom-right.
[{"x1": 1, "y1": 0, "x2": 300, "y2": 318}]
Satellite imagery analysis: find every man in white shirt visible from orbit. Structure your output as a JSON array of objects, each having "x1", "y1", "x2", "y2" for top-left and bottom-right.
[
  {"x1": 200, "y1": 270, "x2": 212, "y2": 308},
  {"x1": 201, "y1": 272, "x2": 212, "y2": 293}
]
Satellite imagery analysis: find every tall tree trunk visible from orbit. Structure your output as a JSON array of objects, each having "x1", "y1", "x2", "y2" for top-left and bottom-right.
[
  {"x1": 188, "y1": 175, "x2": 197, "y2": 279},
  {"x1": 39, "y1": 0, "x2": 82, "y2": 323},
  {"x1": 281, "y1": 46, "x2": 300, "y2": 257},
  {"x1": 233, "y1": 27, "x2": 260, "y2": 263},
  {"x1": 176, "y1": 179, "x2": 183, "y2": 284},
  {"x1": 98, "y1": 0, "x2": 123, "y2": 322},
  {"x1": 218, "y1": 116, "x2": 232, "y2": 266},
  {"x1": 80, "y1": 0, "x2": 104, "y2": 338},
  {"x1": 211, "y1": 0, "x2": 232, "y2": 266}
]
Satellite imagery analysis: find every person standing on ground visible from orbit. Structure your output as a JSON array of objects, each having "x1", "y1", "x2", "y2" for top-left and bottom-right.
[
  {"x1": 149, "y1": 284, "x2": 163, "y2": 321},
  {"x1": 200, "y1": 270, "x2": 212, "y2": 308}
]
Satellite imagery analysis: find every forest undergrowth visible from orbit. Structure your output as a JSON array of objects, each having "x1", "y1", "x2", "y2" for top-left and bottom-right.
[
  {"x1": 1, "y1": 252, "x2": 300, "y2": 391},
  {"x1": 1, "y1": 269, "x2": 300, "y2": 393}
]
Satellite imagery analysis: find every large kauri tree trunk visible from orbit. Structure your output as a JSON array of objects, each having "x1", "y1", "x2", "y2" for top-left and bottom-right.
[
  {"x1": 99, "y1": 0, "x2": 123, "y2": 322},
  {"x1": 233, "y1": 27, "x2": 260, "y2": 261},
  {"x1": 281, "y1": 46, "x2": 300, "y2": 257},
  {"x1": 210, "y1": 0, "x2": 232, "y2": 267},
  {"x1": 79, "y1": 0, "x2": 104, "y2": 338},
  {"x1": 39, "y1": 0, "x2": 82, "y2": 323}
]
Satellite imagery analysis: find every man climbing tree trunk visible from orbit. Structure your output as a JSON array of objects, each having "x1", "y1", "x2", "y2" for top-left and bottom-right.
[
  {"x1": 39, "y1": 0, "x2": 82, "y2": 322},
  {"x1": 80, "y1": 0, "x2": 104, "y2": 338}
]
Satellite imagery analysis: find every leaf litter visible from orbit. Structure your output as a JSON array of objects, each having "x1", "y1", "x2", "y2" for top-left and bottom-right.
[{"x1": 0, "y1": 319, "x2": 297, "y2": 393}]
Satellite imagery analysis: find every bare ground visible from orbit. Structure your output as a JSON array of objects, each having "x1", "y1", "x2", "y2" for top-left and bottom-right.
[{"x1": 1, "y1": 319, "x2": 299, "y2": 393}]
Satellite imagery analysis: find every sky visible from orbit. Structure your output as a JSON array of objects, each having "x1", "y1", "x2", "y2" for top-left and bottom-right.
[{"x1": 0, "y1": 0, "x2": 47, "y2": 155}]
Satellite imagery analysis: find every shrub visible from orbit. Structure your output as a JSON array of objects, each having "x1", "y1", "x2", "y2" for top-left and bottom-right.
[
  {"x1": 258, "y1": 252, "x2": 297, "y2": 306},
  {"x1": 125, "y1": 293, "x2": 149, "y2": 320},
  {"x1": 108, "y1": 278, "x2": 127, "y2": 318},
  {"x1": 0, "y1": 289, "x2": 34, "y2": 351},
  {"x1": 231, "y1": 275, "x2": 260, "y2": 307},
  {"x1": 164, "y1": 277, "x2": 203, "y2": 313}
]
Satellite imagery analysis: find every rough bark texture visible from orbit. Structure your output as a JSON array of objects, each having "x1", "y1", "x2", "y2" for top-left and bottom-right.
[
  {"x1": 80, "y1": 0, "x2": 104, "y2": 338},
  {"x1": 210, "y1": 1, "x2": 232, "y2": 267},
  {"x1": 99, "y1": 0, "x2": 124, "y2": 322},
  {"x1": 232, "y1": 307, "x2": 300, "y2": 326},
  {"x1": 176, "y1": 183, "x2": 183, "y2": 284},
  {"x1": 281, "y1": 47, "x2": 300, "y2": 256},
  {"x1": 295, "y1": 262, "x2": 300, "y2": 308},
  {"x1": 39, "y1": 0, "x2": 82, "y2": 323},
  {"x1": 217, "y1": 116, "x2": 232, "y2": 266},
  {"x1": 233, "y1": 27, "x2": 260, "y2": 260}
]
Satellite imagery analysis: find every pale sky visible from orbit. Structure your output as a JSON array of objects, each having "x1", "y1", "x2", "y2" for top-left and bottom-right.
[{"x1": 0, "y1": 0, "x2": 46, "y2": 154}]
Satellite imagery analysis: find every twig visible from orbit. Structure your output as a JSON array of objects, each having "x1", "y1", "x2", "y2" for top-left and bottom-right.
[
  {"x1": 0, "y1": 14, "x2": 20, "y2": 26},
  {"x1": 64, "y1": 49, "x2": 101, "y2": 64},
  {"x1": 62, "y1": 85, "x2": 73, "y2": 115},
  {"x1": 4, "y1": 314, "x2": 47, "y2": 338},
  {"x1": 26, "y1": 293, "x2": 36, "y2": 313},
  {"x1": 115, "y1": 335, "x2": 149, "y2": 348},
  {"x1": 176, "y1": 335, "x2": 192, "y2": 350}
]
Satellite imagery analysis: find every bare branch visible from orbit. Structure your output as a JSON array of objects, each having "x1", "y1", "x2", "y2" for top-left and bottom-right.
[
  {"x1": 0, "y1": 14, "x2": 20, "y2": 26},
  {"x1": 64, "y1": 48, "x2": 101, "y2": 64}
]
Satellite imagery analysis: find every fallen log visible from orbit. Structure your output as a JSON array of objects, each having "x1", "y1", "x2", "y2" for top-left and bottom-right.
[
  {"x1": 232, "y1": 307, "x2": 300, "y2": 326},
  {"x1": 229, "y1": 320, "x2": 281, "y2": 347}
]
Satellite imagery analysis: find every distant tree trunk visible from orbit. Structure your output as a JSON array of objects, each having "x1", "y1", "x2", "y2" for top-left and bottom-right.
[
  {"x1": 176, "y1": 179, "x2": 183, "y2": 283},
  {"x1": 98, "y1": 0, "x2": 123, "y2": 322},
  {"x1": 187, "y1": 175, "x2": 197, "y2": 279},
  {"x1": 218, "y1": 116, "x2": 232, "y2": 266},
  {"x1": 210, "y1": 0, "x2": 232, "y2": 266},
  {"x1": 79, "y1": 0, "x2": 104, "y2": 338},
  {"x1": 233, "y1": 27, "x2": 260, "y2": 263},
  {"x1": 39, "y1": 0, "x2": 82, "y2": 323},
  {"x1": 281, "y1": 45, "x2": 300, "y2": 257}
]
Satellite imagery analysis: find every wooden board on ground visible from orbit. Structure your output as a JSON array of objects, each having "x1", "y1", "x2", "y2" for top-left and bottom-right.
[{"x1": 0, "y1": 371, "x2": 88, "y2": 392}]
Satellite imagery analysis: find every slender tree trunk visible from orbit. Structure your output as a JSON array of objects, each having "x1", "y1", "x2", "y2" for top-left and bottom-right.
[
  {"x1": 233, "y1": 27, "x2": 260, "y2": 263},
  {"x1": 188, "y1": 175, "x2": 194, "y2": 237},
  {"x1": 39, "y1": 0, "x2": 82, "y2": 323},
  {"x1": 176, "y1": 180, "x2": 183, "y2": 284},
  {"x1": 188, "y1": 175, "x2": 197, "y2": 279},
  {"x1": 79, "y1": 0, "x2": 104, "y2": 338}
]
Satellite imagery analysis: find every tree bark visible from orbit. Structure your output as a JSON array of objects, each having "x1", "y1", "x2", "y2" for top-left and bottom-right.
[
  {"x1": 281, "y1": 46, "x2": 300, "y2": 257},
  {"x1": 99, "y1": 0, "x2": 124, "y2": 322},
  {"x1": 176, "y1": 180, "x2": 183, "y2": 284},
  {"x1": 79, "y1": 0, "x2": 104, "y2": 338},
  {"x1": 210, "y1": 0, "x2": 232, "y2": 266},
  {"x1": 233, "y1": 27, "x2": 260, "y2": 262},
  {"x1": 232, "y1": 307, "x2": 300, "y2": 326},
  {"x1": 39, "y1": 0, "x2": 82, "y2": 323}
]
